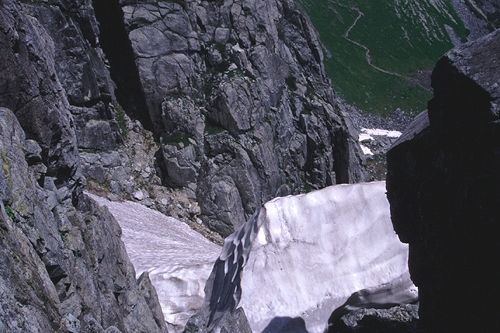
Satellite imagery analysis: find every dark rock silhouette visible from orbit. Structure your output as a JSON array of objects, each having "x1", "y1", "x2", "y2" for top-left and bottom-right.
[
  {"x1": 262, "y1": 317, "x2": 309, "y2": 333},
  {"x1": 387, "y1": 28, "x2": 500, "y2": 332}
]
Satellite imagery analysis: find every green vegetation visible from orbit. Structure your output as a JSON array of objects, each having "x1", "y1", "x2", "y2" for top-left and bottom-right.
[
  {"x1": 114, "y1": 104, "x2": 128, "y2": 139},
  {"x1": 161, "y1": 132, "x2": 191, "y2": 145},
  {"x1": 205, "y1": 122, "x2": 226, "y2": 136},
  {"x1": 5, "y1": 206, "x2": 15, "y2": 220},
  {"x1": 297, "y1": 0, "x2": 468, "y2": 115}
]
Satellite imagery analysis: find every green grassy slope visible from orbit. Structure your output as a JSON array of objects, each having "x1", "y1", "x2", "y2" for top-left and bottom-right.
[{"x1": 298, "y1": 0, "x2": 468, "y2": 115}]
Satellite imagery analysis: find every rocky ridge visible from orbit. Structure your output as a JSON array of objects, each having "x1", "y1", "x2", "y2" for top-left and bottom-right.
[{"x1": 7, "y1": 0, "x2": 367, "y2": 238}]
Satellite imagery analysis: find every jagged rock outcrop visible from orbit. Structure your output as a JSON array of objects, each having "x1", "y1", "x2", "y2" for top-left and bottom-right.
[
  {"x1": 328, "y1": 304, "x2": 420, "y2": 333},
  {"x1": 0, "y1": 0, "x2": 167, "y2": 331},
  {"x1": 111, "y1": 0, "x2": 365, "y2": 236},
  {"x1": 326, "y1": 275, "x2": 420, "y2": 333},
  {"x1": 21, "y1": 0, "x2": 123, "y2": 152},
  {"x1": 387, "y1": 29, "x2": 500, "y2": 332}
]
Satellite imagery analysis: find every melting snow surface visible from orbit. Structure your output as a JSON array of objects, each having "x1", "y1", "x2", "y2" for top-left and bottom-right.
[
  {"x1": 237, "y1": 181, "x2": 410, "y2": 333},
  {"x1": 89, "y1": 181, "x2": 411, "y2": 333},
  {"x1": 88, "y1": 193, "x2": 221, "y2": 333}
]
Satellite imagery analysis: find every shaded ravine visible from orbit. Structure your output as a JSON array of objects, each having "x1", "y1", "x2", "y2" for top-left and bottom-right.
[{"x1": 92, "y1": 0, "x2": 153, "y2": 131}]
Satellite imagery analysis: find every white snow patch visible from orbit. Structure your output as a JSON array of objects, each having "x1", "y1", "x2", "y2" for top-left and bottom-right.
[
  {"x1": 361, "y1": 128, "x2": 403, "y2": 138},
  {"x1": 87, "y1": 193, "x2": 221, "y2": 333},
  {"x1": 237, "y1": 181, "x2": 411, "y2": 333},
  {"x1": 358, "y1": 128, "x2": 402, "y2": 155},
  {"x1": 360, "y1": 144, "x2": 374, "y2": 156},
  {"x1": 359, "y1": 133, "x2": 375, "y2": 142}
]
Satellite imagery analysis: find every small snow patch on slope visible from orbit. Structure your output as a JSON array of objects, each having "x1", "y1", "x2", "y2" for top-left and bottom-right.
[
  {"x1": 361, "y1": 128, "x2": 403, "y2": 139},
  {"x1": 359, "y1": 128, "x2": 402, "y2": 155}
]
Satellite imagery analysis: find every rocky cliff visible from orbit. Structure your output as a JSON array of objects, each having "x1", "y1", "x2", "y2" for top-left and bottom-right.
[
  {"x1": 101, "y1": 0, "x2": 366, "y2": 236},
  {"x1": 0, "y1": 0, "x2": 167, "y2": 331},
  {"x1": 387, "y1": 28, "x2": 500, "y2": 332},
  {"x1": 8, "y1": 0, "x2": 366, "y2": 238},
  {"x1": 0, "y1": 0, "x2": 367, "y2": 330}
]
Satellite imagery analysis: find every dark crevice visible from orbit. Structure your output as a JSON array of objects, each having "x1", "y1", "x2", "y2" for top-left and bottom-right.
[
  {"x1": 92, "y1": 0, "x2": 153, "y2": 131},
  {"x1": 45, "y1": 263, "x2": 68, "y2": 286},
  {"x1": 333, "y1": 128, "x2": 350, "y2": 184}
]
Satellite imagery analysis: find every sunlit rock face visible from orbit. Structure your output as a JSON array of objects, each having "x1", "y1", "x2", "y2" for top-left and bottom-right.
[
  {"x1": 89, "y1": 194, "x2": 221, "y2": 333},
  {"x1": 200, "y1": 181, "x2": 412, "y2": 333}
]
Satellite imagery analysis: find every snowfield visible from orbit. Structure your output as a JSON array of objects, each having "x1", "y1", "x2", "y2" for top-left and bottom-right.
[
  {"x1": 89, "y1": 181, "x2": 414, "y2": 333},
  {"x1": 212, "y1": 181, "x2": 413, "y2": 333},
  {"x1": 88, "y1": 193, "x2": 221, "y2": 333}
]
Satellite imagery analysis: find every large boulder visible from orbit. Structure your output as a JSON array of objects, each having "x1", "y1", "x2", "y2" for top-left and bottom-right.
[{"x1": 387, "y1": 29, "x2": 500, "y2": 332}]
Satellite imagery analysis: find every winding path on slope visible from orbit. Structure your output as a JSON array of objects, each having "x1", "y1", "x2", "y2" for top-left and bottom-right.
[
  {"x1": 342, "y1": 6, "x2": 429, "y2": 91},
  {"x1": 344, "y1": 7, "x2": 405, "y2": 78}
]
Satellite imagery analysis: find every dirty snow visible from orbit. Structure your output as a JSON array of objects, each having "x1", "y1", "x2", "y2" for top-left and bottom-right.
[{"x1": 88, "y1": 193, "x2": 221, "y2": 333}]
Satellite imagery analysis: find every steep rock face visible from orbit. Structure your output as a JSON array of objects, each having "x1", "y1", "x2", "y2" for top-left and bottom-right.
[
  {"x1": 9, "y1": 0, "x2": 216, "y2": 241},
  {"x1": 20, "y1": 0, "x2": 123, "y2": 152},
  {"x1": 0, "y1": 107, "x2": 166, "y2": 333},
  {"x1": 115, "y1": 0, "x2": 365, "y2": 235},
  {"x1": 0, "y1": 0, "x2": 81, "y2": 189},
  {"x1": 0, "y1": 0, "x2": 167, "y2": 331},
  {"x1": 387, "y1": 29, "x2": 500, "y2": 332}
]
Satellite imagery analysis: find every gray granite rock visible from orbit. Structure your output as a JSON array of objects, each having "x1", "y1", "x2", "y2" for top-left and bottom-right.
[
  {"x1": 0, "y1": 0, "x2": 168, "y2": 330},
  {"x1": 22, "y1": 0, "x2": 122, "y2": 152},
  {"x1": 118, "y1": 0, "x2": 366, "y2": 235}
]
